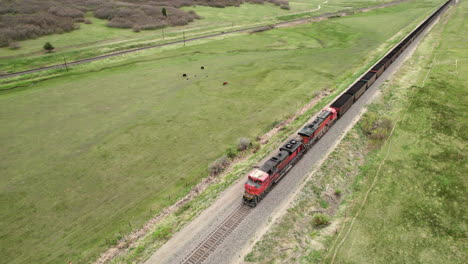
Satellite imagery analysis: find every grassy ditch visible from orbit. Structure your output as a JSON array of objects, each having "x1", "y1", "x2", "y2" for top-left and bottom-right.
[
  {"x1": 245, "y1": 1, "x2": 466, "y2": 263},
  {"x1": 0, "y1": 1, "x2": 446, "y2": 264}
]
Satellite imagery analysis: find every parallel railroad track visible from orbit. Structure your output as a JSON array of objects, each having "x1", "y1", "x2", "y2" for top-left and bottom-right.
[{"x1": 181, "y1": 204, "x2": 253, "y2": 264}]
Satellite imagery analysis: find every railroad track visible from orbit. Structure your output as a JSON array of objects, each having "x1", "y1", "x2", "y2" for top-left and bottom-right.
[
  {"x1": 181, "y1": 204, "x2": 253, "y2": 264},
  {"x1": 0, "y1": 0, "x2": 410, "y2": 80}
]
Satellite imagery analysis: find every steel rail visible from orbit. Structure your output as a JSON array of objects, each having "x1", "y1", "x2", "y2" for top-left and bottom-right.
[{"x1": 180, "y1": 204, "x2": 252, "y2": 264}]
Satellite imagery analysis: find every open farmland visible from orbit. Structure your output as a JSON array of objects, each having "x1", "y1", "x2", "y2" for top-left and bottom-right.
[
  {"x1": 0, "y1": 0, "x2": 446, "y2": 263},
  {"x1": 0, "y1": 0, "x2": 400, "y2": 73},
  {"x1": 245, "y1": 1, "x2": 466, "y2": 263}
]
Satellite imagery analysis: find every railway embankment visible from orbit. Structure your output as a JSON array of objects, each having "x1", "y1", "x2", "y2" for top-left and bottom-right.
[{"x1": 245, "y1": 1, "x2": 465, "y2": 263}]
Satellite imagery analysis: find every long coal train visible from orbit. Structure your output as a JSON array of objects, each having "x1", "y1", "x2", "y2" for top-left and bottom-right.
[{"x1": 243, "y1": 0, "x2": 453, "y2": 207}]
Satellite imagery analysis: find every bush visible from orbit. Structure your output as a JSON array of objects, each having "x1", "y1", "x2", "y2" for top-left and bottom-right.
[
  {"x1": 334, "y1": 189, "x2": 342, "y2": 196},
  {"x1": 226, "y1": 147, "x2": 237, "y2": 159},
  {"x1": 0, "y1": 0, "x2": 288, "y2": 44},
  {"x1": 0, "y1": 12, "x2": 76, "y2": 47},
  {"x1": 237, "y1": 137, "x2": 251, "y2": 151},
  {"x1": 360, "y1": 112, "x2": 393, "y2": 142},
  {"x1": 94, "y1": 6, "x2": 115, "y2": 20},
  {"x1": 8, "y1": 42, "x2": 20, "y2": 50},
  {"x1": 43, "y1": 41, "x2": 54, "y2": 52},
  {"x1": 107, "y1": 18, "x2": 133, "y2": 28},
  {"x1": 312, "y1": 213, "x2": 331, "y2": 227},
  {"x1": 132, "y1": 25, "x2": 141, "y2": 32},
  {"x1": 83, "y1": 19, "x2": 92, "y2": 24},
  {"x1": 252, "y1": 142, "x2": 261, "y2": 153},
  {"x1": 48, "y1": 6, "x2": 84, "y2": 18},
  {"x1": 209, "y1": 155, "x2": 229, "y2": 175}
]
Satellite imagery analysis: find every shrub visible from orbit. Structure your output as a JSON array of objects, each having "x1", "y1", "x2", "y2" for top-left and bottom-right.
[
  {"x1": 226, "y1": 147, "x2": 237, "y2": 159},
  {"x1": 132, "y1": 25, "x2": 141, "y2": 32},
  {"x1": 94, "y1": 6, "x2": 115, "y2": 20},
  {"x1": 252, "y1": 142, "x2": 261, "y2": 153},
  {"x1": 43, "y1": 41, "x2": 54, "y2": 52},
  {"x1": 8, "y1": 42, "x2": 20, "y2": 50},
  {"x1": 83, "y1": 19, "x2": 92, "y2": 24},
  {"x1": 107, "y1": 18, "x2": 133, "y2": 28},
  {"x1": 334, "y1": 189, "x2": 342, "y2": 196},
  {"x1": 209, "y1": 155, "x2": 229, "y2": 175},
  {"x1": 0, "y1": 0, "x2": 287, "y2": 43},
  {"x1": 0, "y1": 12, "x2": 76, "y2": 47},
  {"x1": 48, "y1": 6, "x2": 84, "y2": 18},
  {"x1": 280, "y1": 5, "x2": 290, "y2": 10},
  {"x1": 360, "y1": 112, "x2": 393, "y2": 141},
  {"x1": 237, "y1": 137, "x2": 251, "y2": 151},
  {"x1": 312, "y1": 213, "x2": 331, "y2": 227}
]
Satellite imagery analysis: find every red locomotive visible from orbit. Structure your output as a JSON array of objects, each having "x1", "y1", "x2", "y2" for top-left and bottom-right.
[
  {"x1": 242, "y1": 0, "x2": 452, "y2": 207},
  {"x1": 243, "y1": 108, "x2": 337, "y2": 206}
]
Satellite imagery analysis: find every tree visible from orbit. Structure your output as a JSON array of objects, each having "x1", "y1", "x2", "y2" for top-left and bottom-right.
[
  {"x1": 161, "y1": 8, "x2": 167, "y2": 40},
  {"x1": 43, "y1": 42, "x2": 54, "y2": 52}
]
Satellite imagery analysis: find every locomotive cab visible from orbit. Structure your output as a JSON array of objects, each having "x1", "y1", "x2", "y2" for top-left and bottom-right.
[{"x1": 243, "y1": 169, "x2": 269, "y2": 206}]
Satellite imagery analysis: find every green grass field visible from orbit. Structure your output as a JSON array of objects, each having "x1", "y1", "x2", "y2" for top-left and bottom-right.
[
  {"x1": 327, "y1": 2, "x2": 467, "y2": 263},
  {"x1": 245, "y1": 1, "x2": 466, "y2": 263},
  {"x1": 0, "y1": 1, "x2": 446, "y2": 263},
  {"x1": 0, "y1": 0, "x2": 398, "y2": 73}
]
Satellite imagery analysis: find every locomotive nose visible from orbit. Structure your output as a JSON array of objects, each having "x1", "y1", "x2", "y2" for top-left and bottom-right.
[{"x1": 244, "y1": 182, "x2": 256, "y2": 192}]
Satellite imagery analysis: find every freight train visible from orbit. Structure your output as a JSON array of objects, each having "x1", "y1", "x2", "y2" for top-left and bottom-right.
[{"x1": 243, "y1": 0, "x2": 452, "y2": 207}]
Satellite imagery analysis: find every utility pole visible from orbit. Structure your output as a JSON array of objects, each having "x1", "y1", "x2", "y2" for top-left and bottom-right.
[{"x1": 63, "y1": 56, "x2": 69, "y2": 72}]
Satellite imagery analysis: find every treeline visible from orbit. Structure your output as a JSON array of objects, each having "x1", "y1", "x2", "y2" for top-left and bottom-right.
[{"x1": 0, "y1": 0, "x2": 289, "y2": 48}]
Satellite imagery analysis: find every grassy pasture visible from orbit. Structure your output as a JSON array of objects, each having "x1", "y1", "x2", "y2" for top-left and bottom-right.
[
  {"x1": 245, "y1": 2, "x2": 465, "y2": 263},
  {"x1": 0, "y1": 0, "x2": 398, "y2": 73},
  {"x1": 0, "y1": 1, "x2": 446, "y2": 263}
]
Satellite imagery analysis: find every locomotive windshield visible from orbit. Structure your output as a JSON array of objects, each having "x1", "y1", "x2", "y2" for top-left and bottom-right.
[{"x1": 246, "y1": 178, "x2": 262, "y2": 188}]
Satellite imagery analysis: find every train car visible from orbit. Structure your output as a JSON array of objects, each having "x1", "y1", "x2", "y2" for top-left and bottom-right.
[
  {"x1": 407, "y1": 31, "x2": 417, "y2": 42},
  {"x1": 243, "y1": 139, "x2": 305, "y2": 206},
  {"x1": 370, "y1": 63, "x2": 385, "y2": 77},
  {"x1": 242, "y1": 0, "x2": 452, "y2": 208},
  {"x1": 361, "y1": 71, "x2": 377, "y2": 87},
  {"x1": 331, "y1": 93, "x2": 353, "y2": 117},
  {"x1": 298, "y1": 107, "x2": 338, "y2": 145},
  {"x1": 380, "y1": 57, "x2": 392, "y2": 70},
  {"x1": 346, "y1": 81, "x2": 367, "y2": 102},
  {"x1": 386, "y1": 51, "x2": 398, "y2": 63},
  {"x1": 400, "y1": 41, "x2": 410, "y2": 51}
]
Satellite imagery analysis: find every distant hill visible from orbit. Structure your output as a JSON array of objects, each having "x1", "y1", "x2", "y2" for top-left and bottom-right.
[{"x1": 0, "y1": 0, "x2": 289, "y2": 47}]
